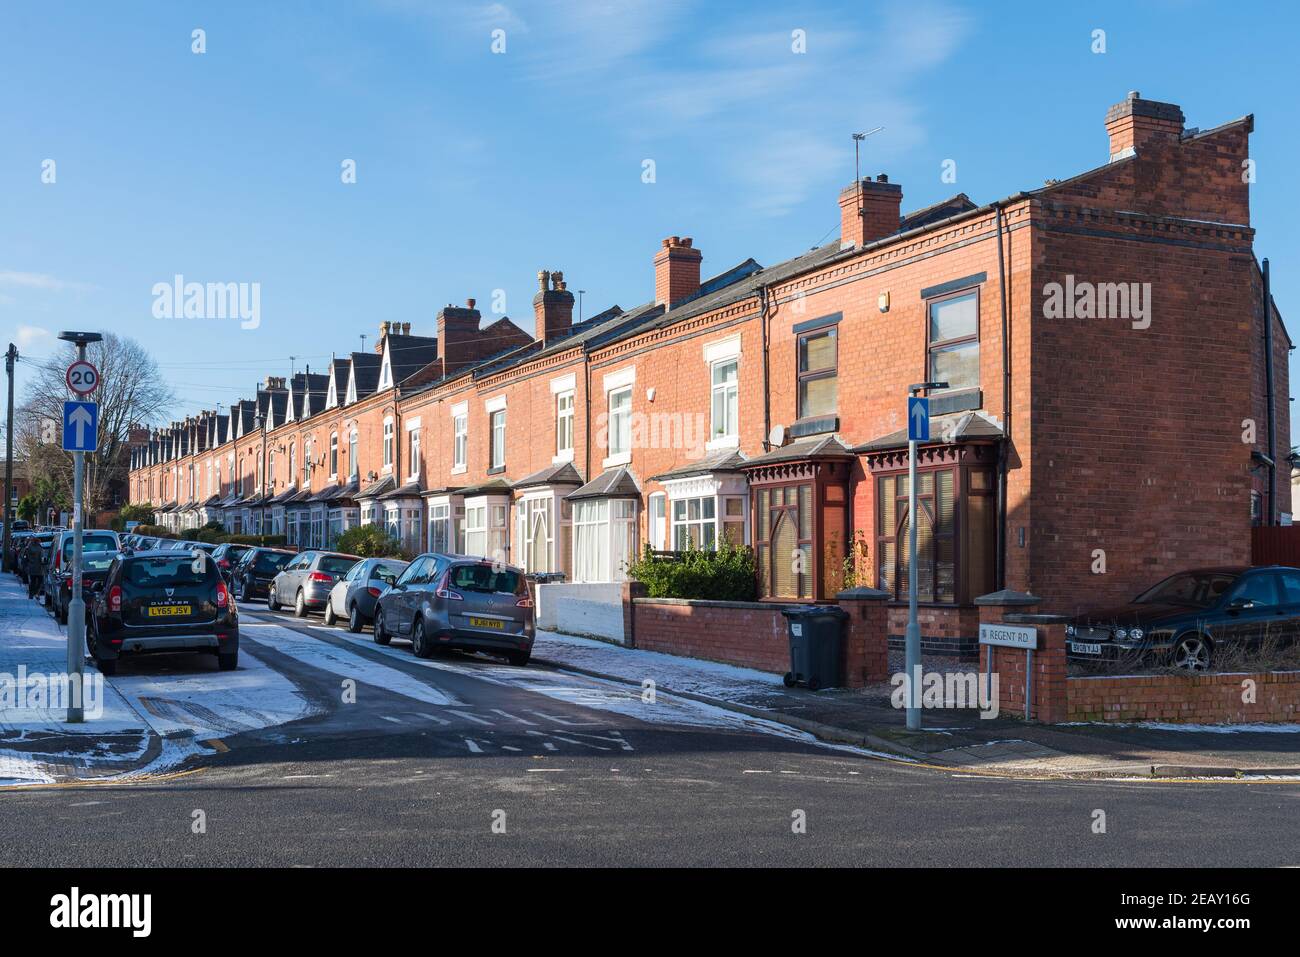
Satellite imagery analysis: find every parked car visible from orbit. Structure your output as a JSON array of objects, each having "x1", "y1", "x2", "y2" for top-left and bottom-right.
[
  {"x1": 211, "y1": 542, "x2": 253, "y2": 578},
  {"x1": 1065, "y1": 566, "x2": 1300, "y2": 671},
  {"x1": 87, "y1": 548, "x2": 238, "y2": 675},
  {"x1": 8, "y1": 531, "x2": 35, "y2": 578},
  {"x1": 372, "y1": 553, "x2": 534, "y2": 665},
  {"x1": 46, "y1": 530, "x2": 121, "y2": 624},
  {"x1": 324, "y1": 557, "x2": 410, "y2": 631},
  {"x1": 269, "y1": 550, "x2": 361, "y2": 617},
  {"x1": 230, "y1": 547, "x2": 295, "y2": 601}
]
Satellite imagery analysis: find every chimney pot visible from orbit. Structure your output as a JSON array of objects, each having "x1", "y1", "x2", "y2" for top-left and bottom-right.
[
  {"x1": 533, "y1": 268, "x2": 575, "y2": 343},
  {"x1": 466, "y1": 298, "x2": 476, "y2": 309}
]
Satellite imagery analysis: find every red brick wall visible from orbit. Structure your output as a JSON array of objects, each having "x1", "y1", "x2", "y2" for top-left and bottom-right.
[
  {"x1": 632, "y1": 599, "x2": 791, "y2": 673},
  {"x1": 1068, "y1": 671, "x2": 1300, "y2": 724}
]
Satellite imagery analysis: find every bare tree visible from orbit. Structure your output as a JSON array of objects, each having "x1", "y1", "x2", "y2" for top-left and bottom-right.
[{"x1": 17, "y1": 333, "x2": 173, "y2": 517}]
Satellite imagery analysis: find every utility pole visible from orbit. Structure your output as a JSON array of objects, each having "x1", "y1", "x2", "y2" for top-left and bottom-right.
[
  {"x1": 58, "y1": 331, "x2": 102, "y2": 724},
  {"x1": 2, "y1": 343, "x2": 16, "y2": 573}
]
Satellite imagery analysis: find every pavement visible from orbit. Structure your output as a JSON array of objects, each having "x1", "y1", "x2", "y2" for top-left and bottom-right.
[{"x1": 530, "y1": 632, "x2": 1300, "y2": 779}]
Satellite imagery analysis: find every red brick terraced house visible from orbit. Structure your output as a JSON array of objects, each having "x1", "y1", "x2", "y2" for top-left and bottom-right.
[{"x1": 130, "y1": 93, "x2": 1290, "y2": 657}]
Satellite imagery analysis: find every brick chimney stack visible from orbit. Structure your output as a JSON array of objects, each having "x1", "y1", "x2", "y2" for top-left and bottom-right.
[
  {"x1": 533, "y1": 269, "x2": 575, "y2": 344},
  {"x1": 376, "y1": 321, "x2": 390, "y2": 353},
  {"x1": 437, "y1": 299, "x2": 484, "y2": 376},
  {"x1": 1105, "y1": 91, "x2": 1184, "y2": 161},
  {"x1": 839, "y1": 174, "x2": 902, "y2": 249},
  {"x1": 654, "y1": 237, "x2": 702, "y2": 308}
]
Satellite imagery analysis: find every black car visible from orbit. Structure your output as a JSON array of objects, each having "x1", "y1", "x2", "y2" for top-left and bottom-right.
[
  {"x1": 8, "y1": 531, "x2": 35, "y2": 579},
  {"x1": 231, "y1": 547, "x2": 295, "y2": 601},
  {"x1": 1066, "y1": 566, "x2": 1300, "y2": 671},
  {"x1": 87, "y1": 549, "x2": 239, "y2": 675},
  {"x1": 211, "y1": 542, "x2": 253, "y2": 579}
]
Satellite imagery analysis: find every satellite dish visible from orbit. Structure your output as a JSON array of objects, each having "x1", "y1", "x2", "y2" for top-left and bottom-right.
[{"x1": 768, "y1": 424, "x2": 787, "y2": 448}]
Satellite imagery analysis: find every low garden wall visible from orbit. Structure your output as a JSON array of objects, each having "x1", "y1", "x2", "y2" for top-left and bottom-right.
[
  {"x1": 1068, "y1": 671, "x2": 1300, "y2": 724},
  {"x1": 536, "y1": 581, "x2": 627, "y2": 644}
]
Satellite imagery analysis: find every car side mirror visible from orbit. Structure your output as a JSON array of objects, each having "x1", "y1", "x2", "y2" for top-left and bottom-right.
[{"x1": 1227, "y1": 597, "x2": 1254, "y2": 611}]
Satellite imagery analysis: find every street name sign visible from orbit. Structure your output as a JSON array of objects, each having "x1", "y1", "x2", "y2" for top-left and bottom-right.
[{"x1": 978, "y1": 622, "x2": 1039, "y2": 650}]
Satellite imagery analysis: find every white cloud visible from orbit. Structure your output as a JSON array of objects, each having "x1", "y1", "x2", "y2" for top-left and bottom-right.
[
  {"x1": 15, "y1": 325, "x2": 52, "y2": 348},
  {"x1": 0, "y1": 271, "x2": 74, "y2": 291}
]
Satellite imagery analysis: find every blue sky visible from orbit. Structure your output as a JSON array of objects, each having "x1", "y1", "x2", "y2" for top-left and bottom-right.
[{"x1": 2, "y1": 0, "x2": 1297, "y2": 439}]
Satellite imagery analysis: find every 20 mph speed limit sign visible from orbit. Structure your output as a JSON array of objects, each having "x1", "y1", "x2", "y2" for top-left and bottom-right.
[{"x1": 66, "y1": 359, "x2": 99, "y2": 396}]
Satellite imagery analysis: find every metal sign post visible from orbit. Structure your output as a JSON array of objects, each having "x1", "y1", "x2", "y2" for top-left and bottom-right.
[
  {"x1": 904, "y1": 382, "x2": 945, "y2": 731},
  {"x1": 58, "y1": 332, "x2": 102, "y2": 724}
]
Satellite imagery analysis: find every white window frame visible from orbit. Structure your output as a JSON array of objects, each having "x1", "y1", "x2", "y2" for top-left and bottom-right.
[
  {"x1": 551, "y1": 373, "x2": 577, "y2": 464},
  {"x1": 604, "y1": 385, "x2": 633, "y2": 468},
  {"x1": 648, "y1": 491, "x2": 667, "y2": 550},
  {"x1": 571, "y1": 497, "x2": 638, "y2": 583},
  {"x1": 704, "y1": 335, "x2": 741, "y2": 451},
  {"x1": 348, "y1": 430, "x2": 359, "y2": 480},
  {"x1": 663, "y1": 474, "x2": 750, "y2": 550},
  {"x1": 382, "y1": 417, "x2": 394, "y2": 472},
  {"x1": 451, "y1": 401, "x2": 468, "y2": 474},
  {"x1": 329, "y1": 432, "x2": 339, "y2": 479},
  {"x1": 490, "y1": 409, "x2": 507, "y2": 471},
  {"x1": 406, "y1": 417, "x2": 421, "y2": 480}
]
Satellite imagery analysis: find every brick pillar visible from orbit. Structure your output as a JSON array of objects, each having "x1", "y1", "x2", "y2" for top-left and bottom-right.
[
  {"x1": 836, "y1": 586, "x2": 890, "y2": 687},
  {"x1": 975, "y1": 589, "x2": 1069, "y2": 723},
  {"x1": 622, "y1": 580, "x2": 647, "y2": 648}
]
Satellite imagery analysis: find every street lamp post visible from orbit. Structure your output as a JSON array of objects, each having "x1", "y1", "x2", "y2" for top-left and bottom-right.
[
  {"x1": 58, "y1": 330, "x2": 103, "y2": 724},
  {"x1": 905, "y1": 380, "x2": 947, "y2": 731}
]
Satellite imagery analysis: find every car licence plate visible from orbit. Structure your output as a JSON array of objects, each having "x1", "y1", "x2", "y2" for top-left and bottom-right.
[
  {"x1": 1069, "y1": 641, "x2": 1102, "y2": 655},
  {"x1": 469, "y1": 616, "x2": 505, "y2": 630},
  {"x1": 147, "y1": 605, "x2": 192, "y2": 618}
]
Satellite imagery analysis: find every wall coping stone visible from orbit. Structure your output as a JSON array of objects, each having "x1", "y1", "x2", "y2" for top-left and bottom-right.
[
  {"x1": 1004, "y1": 613, "x2": 1072, "y2": 624},
  {"x1": 633, "y1": 597, "x2": 796, "y2": 612},
  {"x1": 974, "y1": 589, "x2": 1041, "y2": 606},
  {"x1": 836, "y1": 587, "x2": 890, "y2": 601}
]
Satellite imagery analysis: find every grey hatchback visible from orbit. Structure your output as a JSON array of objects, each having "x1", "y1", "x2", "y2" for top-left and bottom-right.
[
  {"x1": 324, "y1": 557, "x2": 410, "y2": 632},
  {"x1": 269, "y1": 550, "x2": 362, "y2": 617},
  {"x1": 372, "y1": 553, "x2": 535, "y2": 665}
]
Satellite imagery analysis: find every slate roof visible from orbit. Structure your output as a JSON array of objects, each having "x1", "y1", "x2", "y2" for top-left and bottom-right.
[
  {"x1": 379, "y1": 480, "x2": 425, "y2": 501},
  {"x1": 310, "y1": 479, "x2": 360, "y2": 503},
  {"x1": 739, "y1": 435, "x2": 855, "y2": 468},
  {"x1": 854, "y1": 411, "x2": 1005, "y2": 453},
  {"x1": 356, "y1": 475, "x2": 396, "y2": 500},
  {"x1": 385, "y1": 334, "x2": 441, "y2": 385},
  {"x1": 513, "y1": 462, "x2": 584, "y2": 489},
  {"x1": 650, "y1": 449, "x2": 748, "y2": 482},
  {"x1": 349, "y1": 352, "x2": 382, "y2": 401},
  {"x1": 567, "y1": 467, "x2": 641, "y2": 500},
  {"x1": 456, "y1": 478, "x2": 514, "y2": 497}
]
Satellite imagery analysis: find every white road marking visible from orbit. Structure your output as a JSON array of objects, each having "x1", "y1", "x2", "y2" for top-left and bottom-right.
[
  {"x1": 448, "y1": 710, "x2": 494, "y2": 726},
  {"x1": 380, "y1": 716, "x2": 403, "y2": 724},
  {"x1": 491, "y1": 709, "x2": 537, "y2": 725},
  {"x1": 415, "y1": 712, "x2": 450, "y2": 725},
  {"x1": 464, "y1": 739, "x2": 483, "y2": 754}
]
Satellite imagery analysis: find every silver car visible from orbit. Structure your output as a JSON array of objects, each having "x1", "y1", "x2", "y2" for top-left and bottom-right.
[
  {"x1": 372, "y1": 553, "x2": 535, "y2": 665},
  {"x1": 269, "y1": 550, "x2": 361, "y2": 617},
  {"x1": 324, "y1": 557, "x2": 410, "y2": 632}
]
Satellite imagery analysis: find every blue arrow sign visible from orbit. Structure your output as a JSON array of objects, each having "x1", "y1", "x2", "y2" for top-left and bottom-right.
[
  {"x1": 62, "y1": 401, "x2": 98, "y2": 452},
  {"x1": 907, "y1": 396, "x2": 929, "y2": 442}
]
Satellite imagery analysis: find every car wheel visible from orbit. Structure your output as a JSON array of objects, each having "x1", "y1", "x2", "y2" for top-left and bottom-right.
[
  {"x1": 217, "y1": 651, "x2": 238, "y2": 671},
  {"x1": 268, "y1": 585, "x2": 280, "y2": 612},
  {"x1": 347, "y1": 603, "x2": 363, "y2": 633},
  {"x1": 294, "y1": 590, "x2": 307, "y2": 618},
  {"x1": 411, "y1": 618, "x2": 434, "y2": 658},
  {"x1": 1172, "y1": 634, "x2": 1212, "y2": 672},
  {"x1": 373, "y1": 609, "x2": 391, "y2": 646},
  {"x1": 323, "y1": 599, "x2": 337, "y2": 627},
  {"x1": 506, "y1": 650, "x2": 530, "y2": 667}
]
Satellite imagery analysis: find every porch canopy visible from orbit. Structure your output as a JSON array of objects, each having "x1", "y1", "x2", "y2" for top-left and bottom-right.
[
  {"x1": 854, "y1": 410, "x2": 1006, "y2": 607},
  {"x1": 739, "y1": 435, "x2": 854, "y2": 602}
]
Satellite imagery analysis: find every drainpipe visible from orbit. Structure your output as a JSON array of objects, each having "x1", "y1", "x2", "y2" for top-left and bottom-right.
[
  {"x1": 1263, "y1": 257, "x2": 1276, "y2": 525},
  {"x1": 995, "y1": 203, "x2": 1011, "y2": 590},
  {"x1": 759, "y1": 284, "x2": 773, "y2": 451}
]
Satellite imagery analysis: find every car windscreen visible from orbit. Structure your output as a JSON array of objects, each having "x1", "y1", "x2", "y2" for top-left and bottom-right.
[
  {"x1": 123, "y1": 556, "x2": 214, "y2": 588},
  {"x1": 319, "y1": 556, "x2": 360, "y2": 576},
  {"x1": 255, "y1": 552, "x2": 293, "y2": 573},
  {"x1": 370, "y1": 561, "x2": 408, "y2": 581},
  {"x1": 448, "y1": 563, "x2": 524, "y2": 595},
  {"x1": 1134, "y1": 572, "x2": 1236, "y2": 608},
  {"x1": 63, "y1": 535, "x2": 117, "y2": 561}
]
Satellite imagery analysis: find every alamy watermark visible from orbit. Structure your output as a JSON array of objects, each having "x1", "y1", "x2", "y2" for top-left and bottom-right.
[
  {"x1": 0, "y1": 666, "x2": 105, "y2": 719},
  {"x1": 1042, "y1": 274, "x2": 1151, "y2": 329},
  {"x1": 152, "y1": 274, "x2": 261, "y2": 330},
  {"x1": 891, "y1": 666, "x2": 999, "y2": 719}
]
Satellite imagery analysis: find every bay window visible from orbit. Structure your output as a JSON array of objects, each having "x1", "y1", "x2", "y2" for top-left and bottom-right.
[
  {"x1": 672, "y1": 497, "x2": 716, "y2": 550},
  {"x1": 571, "y1": 498, "x2": 637, "y2": 582}
]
